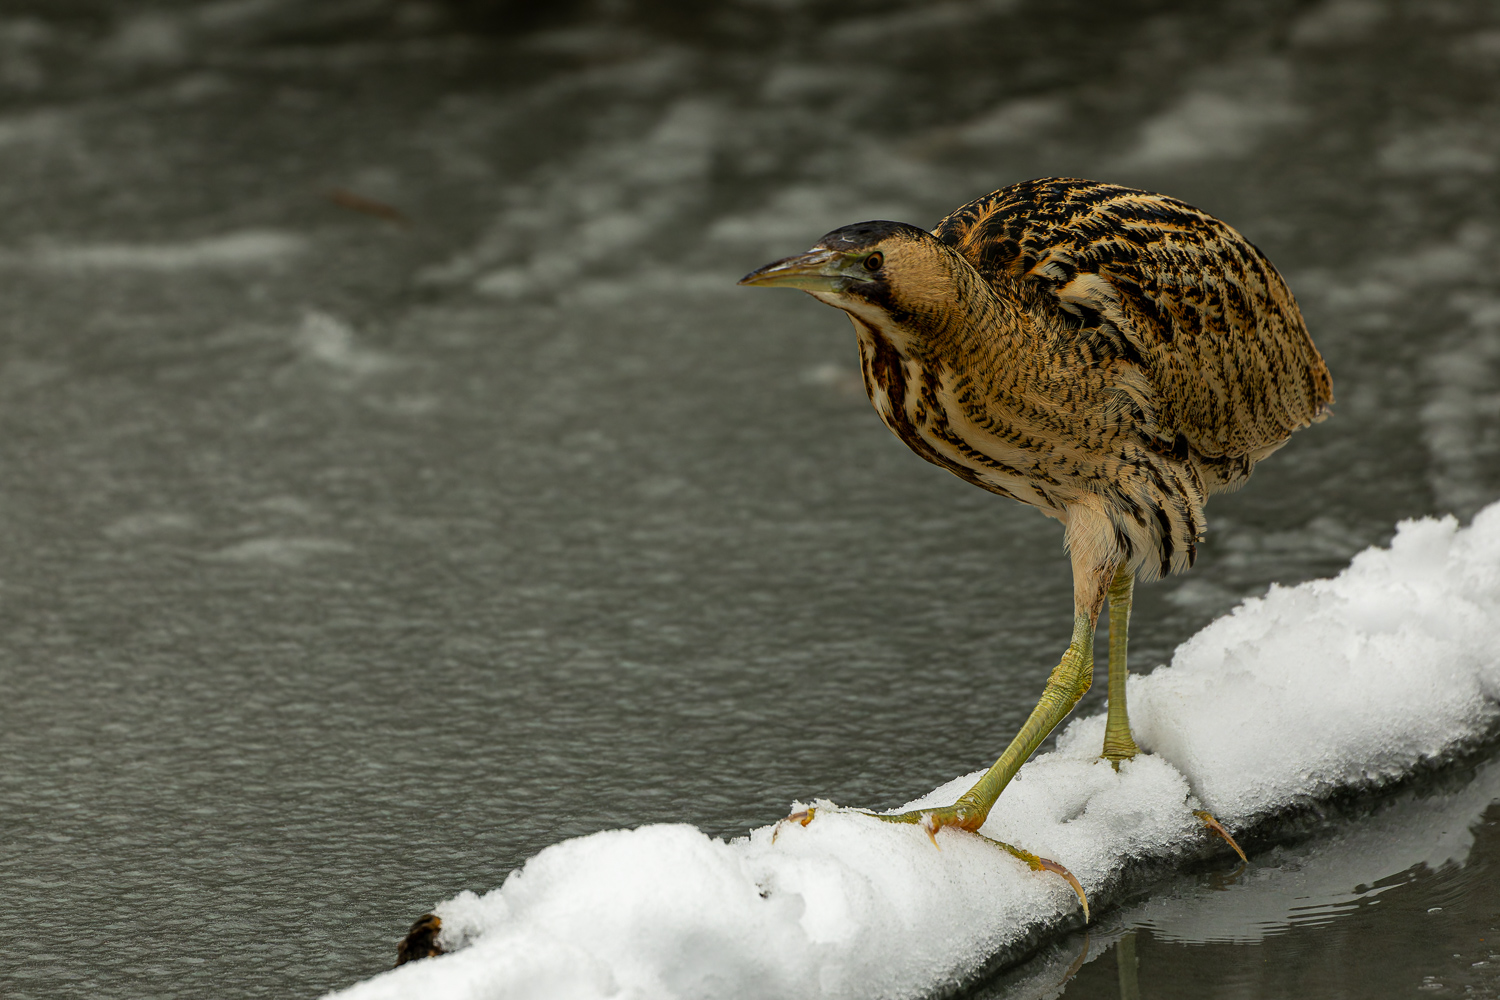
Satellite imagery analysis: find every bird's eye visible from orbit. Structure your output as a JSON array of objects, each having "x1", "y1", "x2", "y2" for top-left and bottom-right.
[{"x1": 863, "y1": 252, "x2": 884, "y2": 272}]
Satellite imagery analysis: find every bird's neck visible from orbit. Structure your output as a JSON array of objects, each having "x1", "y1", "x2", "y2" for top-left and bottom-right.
[
  {"x1": 937, "y1": 259, "x2": 1026, "y2": 355},
  {"x1": 879, "y1": 254, "x2": 1028, "y2": 371}
]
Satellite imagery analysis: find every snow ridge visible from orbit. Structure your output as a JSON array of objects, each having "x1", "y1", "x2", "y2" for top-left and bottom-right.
[{"x1": 330, "y1": 503, "x2": 1500, "y2": 1000}]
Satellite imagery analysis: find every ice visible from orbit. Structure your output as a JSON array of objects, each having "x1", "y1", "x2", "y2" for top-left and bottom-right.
[
  {"x1": 1115, "y1": 59, "x2": 1301, "y2": 168},
  {"x1": 295, "y1": 311, "x2": 399, "y2": 379},
  {"x1": 952, "y1": 96, "x2": 1069, "y2": 148},
  {"x1": 1423, "y1": 292, "x2": 1500, "y2": 515},
  {"x1": 328, "y1": 502, "x2": 1500, "y2": 1000},
  {"x1": 1379, "y1": 125, "x2": 1497, "y2": 175},
  {"x1": 208, "y1": 537, "x2": 354, "y2": 567},
  {"x1": 18, "y1": 229, "x2": 305, "y2": 271},
  {"x1": 1289, "y1": 0, "x2": 1388, "y2": 47},
  {"x1": 424, "y1": 96, "x2": 724, "y2": 298}
]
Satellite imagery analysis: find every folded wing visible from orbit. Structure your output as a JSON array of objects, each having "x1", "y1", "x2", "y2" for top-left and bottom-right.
[{"x1": 935, "y1": 178, "x2": 1333, "y2": 463}]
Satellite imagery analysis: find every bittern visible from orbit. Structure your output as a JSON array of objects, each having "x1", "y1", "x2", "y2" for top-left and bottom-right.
[{"x1": 741, "y1": 178, "x2": 1331, "y2": 850}]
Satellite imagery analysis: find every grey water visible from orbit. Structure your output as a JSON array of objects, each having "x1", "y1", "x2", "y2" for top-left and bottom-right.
[
  {"x1": 0, "y1": 1, "x2": 1497, "y2": 997},
  {"x1": 974, "y1": 756, "x2": 1500, "y2": 1000}
]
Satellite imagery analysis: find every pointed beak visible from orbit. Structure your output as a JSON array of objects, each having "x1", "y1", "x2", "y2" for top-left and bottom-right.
[{"x1": 738, "y1": 248, "x2": 866, "y2": 291}]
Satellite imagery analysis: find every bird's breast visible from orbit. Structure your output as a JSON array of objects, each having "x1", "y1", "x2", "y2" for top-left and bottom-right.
[{"x1": 850, "y1": 318, "x2": 1055, "y2": 510}]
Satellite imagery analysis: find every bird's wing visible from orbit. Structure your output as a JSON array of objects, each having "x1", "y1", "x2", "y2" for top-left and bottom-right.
[{"x1": 935, "y1": 178, "x2": 1333, "y2": 460}]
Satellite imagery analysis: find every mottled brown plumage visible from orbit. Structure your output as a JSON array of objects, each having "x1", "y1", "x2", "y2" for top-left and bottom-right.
[
  {"x1": 828, "y1": 180, "x2": 1330, "y2": 588},
  {"x1": 936, "y1": 179, "x2": 1331, "y2": 486},
  {"x1": 739, "y1": 177, "x2": 1330, "y2": 866}
]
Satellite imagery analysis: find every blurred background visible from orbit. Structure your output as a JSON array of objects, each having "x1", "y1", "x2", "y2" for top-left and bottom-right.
[{"x1": 1, "y1": 1, "x2": 1497, "y2": 997}]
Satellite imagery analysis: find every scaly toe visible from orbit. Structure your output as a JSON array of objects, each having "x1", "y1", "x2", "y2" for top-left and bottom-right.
[
  {"x1": 854, "y1": 806, "x2": 1088, "y2": 919},
  {"x1": 1193, "y1": 809, "x2": 1247, "y2": 862},
  {"x1": 874, "y1": 802, "x2": 985, "y2": 845},
  {"x1": 975, "y1": 834, "x2": 1090, "y2": 922},
  {"x1": 771, "y1": 806, "x2": 817, "y2": 843}
]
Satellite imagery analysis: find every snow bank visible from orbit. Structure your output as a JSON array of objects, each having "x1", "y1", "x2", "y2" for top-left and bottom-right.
[
  {"x1": 1127, "y1": 504, "x2": 1500, "y2": 825},
  {"x1": 330, "y1": 503, "x2": 1500, "y2": 1000}
]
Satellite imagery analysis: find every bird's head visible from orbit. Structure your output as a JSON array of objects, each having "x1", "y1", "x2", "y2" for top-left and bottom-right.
[{"x1": 739, "y1": 221, "x2": 974, "y2": 343}]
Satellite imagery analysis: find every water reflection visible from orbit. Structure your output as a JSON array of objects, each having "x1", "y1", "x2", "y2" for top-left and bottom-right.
[
  {"x1": 1114, "y1": 933, "x2": 1139, "y2": 1000},
  {"x1": 974, "y1": 760, "x2": 1500, "y2": 998}
]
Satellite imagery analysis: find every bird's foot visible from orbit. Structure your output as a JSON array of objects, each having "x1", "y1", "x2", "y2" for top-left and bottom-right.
[
  {"x1": 1193, "y1": 809, "x2": 1247, "y2": 862},
  {"x1": 975, "y1": 832, "x2": 1090, "y2": 923},
  {"x1": 1100, "y1": 729, "x2": 1139, "y2": 772},
  {"x1": 776, "y1": 800, "x2": 987, "y2": 844},
  {"x1": 875, "y1": 800, "x2": 988, "y2": 844},
  {"x1": 775, "y1": 802, "x2": 1088, "y2": 919},
  {"x1": 883, "y1": 804, "x2": 1088, "y2": 919},
  {"x1": 771, "y1": 806, "x2": 818, "y2": 843}
]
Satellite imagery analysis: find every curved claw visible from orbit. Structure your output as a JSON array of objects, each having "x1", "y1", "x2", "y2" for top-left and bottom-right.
[
  {"x1": 919, "y1": 813, "x2": 942, "y2": 849},
  {"x1": 976, "y1": 834, "x2": 1090, "y2": 922},
  {"x1": 1193, "y1": 809, "x2": 1247, "y2": 862},
  {"x1": 771, "y1": 807, "x2": 817, "y2": 843},
  {"x1": 1033, "y1": 855, "x2": 1090, "y2": 924},
  {"x1": 785, "y1": 804, "x2": 1088, "y2": 920}
]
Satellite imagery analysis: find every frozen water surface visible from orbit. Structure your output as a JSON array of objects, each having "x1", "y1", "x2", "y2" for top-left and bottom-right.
[{"x1": 2, "y1": 1, "x2": 1499, "y2": 998}]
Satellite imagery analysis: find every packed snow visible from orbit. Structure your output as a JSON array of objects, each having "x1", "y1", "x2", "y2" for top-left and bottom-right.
[{"x1": 330, "y1": 502, "x2": 1500, "y2": 1000}]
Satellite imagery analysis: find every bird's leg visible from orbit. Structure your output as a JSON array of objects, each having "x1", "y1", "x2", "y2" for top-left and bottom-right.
[
  {"x1": 1096, "y1": 569, "x2": 1245, "y2": 860},
  {"x1": 878, "y1": 554, "x2": 1111, "y2": 835},
  {"x1": 1101, "y1": 565, "x2": 1140, "y2": 767}
]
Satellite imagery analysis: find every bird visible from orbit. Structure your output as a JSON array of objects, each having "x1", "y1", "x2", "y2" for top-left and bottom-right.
[{"x1": 740, "y1": 177, "x2": 1332, "y2": 861}]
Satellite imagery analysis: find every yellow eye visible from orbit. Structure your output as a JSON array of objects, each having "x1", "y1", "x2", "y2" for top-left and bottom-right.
[{"x1": 863, "y1": 252, "x2": 884, "y2": 272}]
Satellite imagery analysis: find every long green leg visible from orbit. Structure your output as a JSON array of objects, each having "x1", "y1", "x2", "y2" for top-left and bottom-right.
[
  {"x1": 839, "y1": 548, "x2": 1118, "y2": 922},
  {"x1": 1098, "y1": 570, "x2": 1246, "y2": 861},
  {"x1": 1101, "y1": 566, "x2": 1140, "y2": 766},
  {"x1": 880, "y1": 609, "x2": 1097, "y2": 831}
]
